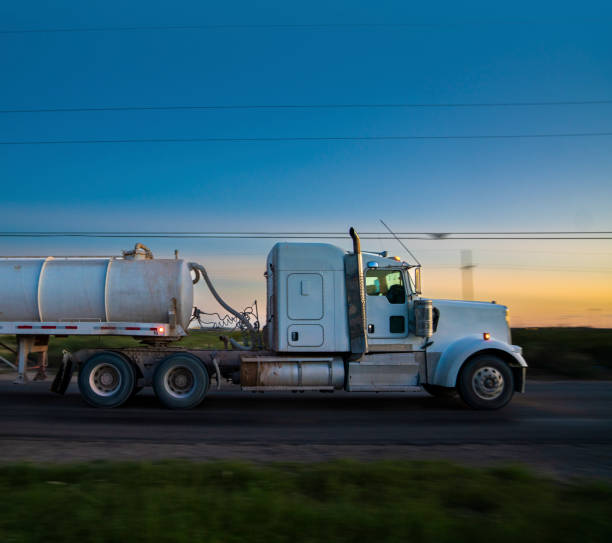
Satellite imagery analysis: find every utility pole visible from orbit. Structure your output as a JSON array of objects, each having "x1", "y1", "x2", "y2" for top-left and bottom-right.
[{"x1": 461, "y1": 249, "x2": 475, "y2": 301}]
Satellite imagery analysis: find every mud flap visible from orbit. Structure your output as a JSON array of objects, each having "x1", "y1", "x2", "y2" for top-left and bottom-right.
[{"x1": 51, "y1": 354, "x2": 74, "y2": 395}]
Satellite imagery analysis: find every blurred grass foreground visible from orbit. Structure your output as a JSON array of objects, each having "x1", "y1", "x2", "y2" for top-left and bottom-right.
[
  {"x1": 2, "y1": 327, "x2": 611, "y2": 379},
  {"x1": 0, "y1": 460, "x2": 611, "y2": 543}
]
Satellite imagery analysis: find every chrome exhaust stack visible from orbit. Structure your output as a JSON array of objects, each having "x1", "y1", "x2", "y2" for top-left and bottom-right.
[{"x1": 345, "y1": 227, "x2": 368, "y2": 360}]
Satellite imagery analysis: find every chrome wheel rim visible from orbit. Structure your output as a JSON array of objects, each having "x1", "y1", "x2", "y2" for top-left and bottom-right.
[
  {"x1": 164, "y1": 366, "x2": 195, "y2": 398},
  {"x1": 472, "y1": 366, "x2": 505, "y2": 400},
  {"x1": 89, "y1": 363, "x2": 122, "y2": 396}
]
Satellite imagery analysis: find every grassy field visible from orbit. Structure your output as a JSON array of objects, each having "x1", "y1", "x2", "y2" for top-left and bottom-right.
[
  {"x1": 0, "y1": 460, "x2": 610, "y2": 543},
  {"x1": 1, "y1": 328, "x2": 611, "y2": 379},
  {"x1": 512, "y1": 327, "x2": 612, "y2": 378},
  {"x1": 0, "y1": 329, "x2": 246, "y2": 369}
]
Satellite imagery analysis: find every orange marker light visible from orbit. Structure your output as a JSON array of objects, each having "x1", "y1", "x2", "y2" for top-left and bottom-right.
[
  {"x1": 483, "y1": 332, "x2": 491, "y2": 341},
  {"x1": 392, "y1": 256, "x2": 401, "y2": 261},
  {"x1": 158, "y1": 327, "x2": 165, "y2": 334}
]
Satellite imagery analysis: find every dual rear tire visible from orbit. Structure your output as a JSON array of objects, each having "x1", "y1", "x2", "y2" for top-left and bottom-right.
[
  {"x1": 152, "y1": 354, "x2": 210, "y2": 409},
  {"x1": 78, "y1": 352, "x2": 210, "y2": 409},
  {"x1": 78, "y1": 352, "x2": 135, "y2": 408}
]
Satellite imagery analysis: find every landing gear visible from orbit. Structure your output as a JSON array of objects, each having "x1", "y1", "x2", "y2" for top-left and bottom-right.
[{"x1": 458, "y1": 354, "x2": 514, "y2": 410}]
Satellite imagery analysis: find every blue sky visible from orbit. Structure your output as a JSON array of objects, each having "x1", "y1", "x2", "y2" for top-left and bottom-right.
[{"x1": 0, "y1": 1, "x2": 611, "y2": 325}]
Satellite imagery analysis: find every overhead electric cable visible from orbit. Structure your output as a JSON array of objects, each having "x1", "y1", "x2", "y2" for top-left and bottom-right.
[
  {"x1": 1, "y1": 132, "x2": 611, "y2": 146},
  {"x1": 0, "y1": 232, "x2": 609, "y2": 240},
  {"x1": 1, "y1": 100, "x2": 610, "y2": 114},
  {"x1": 0, "y1": 20, "x2": 602, "y2": 35},
  {"x1": 2, "y1": 231, "x2": 608, "y2": 235}
]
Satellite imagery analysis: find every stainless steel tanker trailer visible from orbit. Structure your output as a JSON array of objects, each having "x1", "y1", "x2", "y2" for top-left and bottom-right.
[{"x1": 0, "y1": 230, "x2": 527, "y2": 410}]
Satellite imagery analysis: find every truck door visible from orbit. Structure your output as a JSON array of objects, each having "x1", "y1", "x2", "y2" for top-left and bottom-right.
[{"x1": 365, "y1": 269, "x2": 408, "y2": 339}]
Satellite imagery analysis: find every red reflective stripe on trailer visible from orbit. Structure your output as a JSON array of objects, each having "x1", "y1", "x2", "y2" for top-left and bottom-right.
[
  {"x1": 41, "y1": 325, "x2": 56, "y2": 329},
  {"x1": 17, "y1": 325, "x2": 33, "y2": 329},
  {"x1": 125, "y1": 327, "x2": 140, "y2": 330},
  {"x1": 150, "y1": 327, "x2": 158, "y2": 331},
  {"x1": 64, "y1": 326, "x2": 78, "y2": 329},
  {"x1": 100, "y1": 326, "x2": 116, "y2": 330}
]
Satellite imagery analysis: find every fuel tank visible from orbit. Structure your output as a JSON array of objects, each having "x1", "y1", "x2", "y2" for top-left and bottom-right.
[{"x1": 240, "y1": 356, "x2": 345, "y2": 390}]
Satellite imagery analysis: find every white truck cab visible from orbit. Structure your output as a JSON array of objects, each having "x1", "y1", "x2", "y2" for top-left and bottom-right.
[{"x1": 263, "y1": 230, "x2": 526, "y2": 409}]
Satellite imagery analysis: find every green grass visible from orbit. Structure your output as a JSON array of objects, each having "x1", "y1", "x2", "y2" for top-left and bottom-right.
[
  {"x1": 1, "y1": 328, "x2": 611, "y2": 379},
  {"x1": 512, "y1": 327, "x2": 612, "y2": 378},
  {"x1": 0, "y1": 460, "x2": 610, "y2": 543},
  {"x1": 0, "y1": 329, "x2": 247, "y2": 370}
]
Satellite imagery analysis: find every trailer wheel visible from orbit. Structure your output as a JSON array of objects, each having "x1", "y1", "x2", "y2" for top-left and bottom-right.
[
  {"x1": 458, "y1": 354, "x2": 514, "y2": 410},
  {"x1": 153, "y1": 354, "x2": 209, "y2": 409},
  {"x1": 422, "y1": 384, "x2": 457, "y2": 398},
  {"x1": 78, "y1": 352, "x2": 135, "y2": 408}
]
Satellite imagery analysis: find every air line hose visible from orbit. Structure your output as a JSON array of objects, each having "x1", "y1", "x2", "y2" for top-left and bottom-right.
[{"x1": 189, "y1": 262, "x2": 258, "y2": 348}]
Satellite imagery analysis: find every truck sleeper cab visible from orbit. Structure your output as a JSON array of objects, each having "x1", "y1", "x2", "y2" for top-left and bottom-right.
[{"x1": 259, "y1": 238, "x2": 526, "y2": 410}]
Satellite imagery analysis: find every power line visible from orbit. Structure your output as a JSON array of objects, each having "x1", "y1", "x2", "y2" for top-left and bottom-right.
[
  {"x1": 413, "y1": 248, "x2": 612, "y2": 255},
  {"x1": 1, "y1": 132, "x2": 611, "y2": 146},
  {"x1": 363, "y1": 231, "x2": 612, "y2": 235},
  {"x1": 2, "y1": 100, "x2": 610, "y2": 114},
  {"x1": 0, "y1": 20, "x2": 602, "y2": 35},
  {"x1": 0, "y1": 237, "x2": 608, "y2": 240},
  {"x1": 431, "y1": 265, "x2": 612, "y2": 273},
  {"x1": 0, "y1": 232, "x2": 609, "y2": 240},
  {"x1": 0, "y1": 231, "x2": 609, "y2": 235}
]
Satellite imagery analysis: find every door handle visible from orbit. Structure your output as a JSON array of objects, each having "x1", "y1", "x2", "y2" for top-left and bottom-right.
[{"x1": 291, "y1": 331, "x2": 299, "y2": 341}]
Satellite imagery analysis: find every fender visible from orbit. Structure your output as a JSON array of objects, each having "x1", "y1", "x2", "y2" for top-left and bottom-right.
[{"x1": 430, "y1": 334, "x2": 527, "y2": 388}]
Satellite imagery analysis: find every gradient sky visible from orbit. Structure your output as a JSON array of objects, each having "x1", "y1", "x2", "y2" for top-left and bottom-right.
[{"x1": 1, "y1": 1, "x2": 611, "y2": 327}]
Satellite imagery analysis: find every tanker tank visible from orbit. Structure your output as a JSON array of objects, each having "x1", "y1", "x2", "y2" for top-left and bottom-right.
[{"x1": 0, "y1": 247, "x2": 194, "y2": 330}]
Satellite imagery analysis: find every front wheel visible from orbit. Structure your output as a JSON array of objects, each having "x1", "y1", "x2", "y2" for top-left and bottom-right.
[
  {"x1": 153, "y1": 354, "x2": 209, "y2": 409},
  {"x1": 457, "y1": 354, "x2": 514, "y2": 410}
]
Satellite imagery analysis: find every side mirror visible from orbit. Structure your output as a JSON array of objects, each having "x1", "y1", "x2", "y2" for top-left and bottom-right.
[{"x1": 414, "y1": 267, "x2": 422, "y2": 295}]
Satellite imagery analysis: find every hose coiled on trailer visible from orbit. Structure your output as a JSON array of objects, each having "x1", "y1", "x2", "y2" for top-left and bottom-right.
[{"x1": 188, "y1": 262, "x2": 258, "y2": 348}]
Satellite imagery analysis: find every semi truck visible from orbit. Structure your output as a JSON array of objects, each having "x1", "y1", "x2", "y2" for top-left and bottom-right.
[{"x1": 0, "y1": 229, "x2": 526, "y2": 410}]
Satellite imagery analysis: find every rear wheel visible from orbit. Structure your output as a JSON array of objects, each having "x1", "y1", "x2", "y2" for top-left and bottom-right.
[
  {"x1": 78, "y1": 352, "x2": 135, "y2": 408},
  {"x1": 153, "y1": 354, "x2": 209, "y2": 409},
  {"x1": 458, "y1": 354, "x2": 514, "y2": 410}
]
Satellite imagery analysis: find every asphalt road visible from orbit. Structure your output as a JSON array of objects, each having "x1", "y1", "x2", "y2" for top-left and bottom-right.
[{"x1": 1, "y1": 378, "x2": 611, "y2": 479}]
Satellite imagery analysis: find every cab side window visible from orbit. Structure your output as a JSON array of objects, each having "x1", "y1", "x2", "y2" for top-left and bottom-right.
[{"x1": 365, "y1": 270, "x2": 405, "y2": 304}]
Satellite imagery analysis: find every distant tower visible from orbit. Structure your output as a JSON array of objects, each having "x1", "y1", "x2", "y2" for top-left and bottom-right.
[{"x1": 461, "y1": 250, "x2": 475, "y2": 301}]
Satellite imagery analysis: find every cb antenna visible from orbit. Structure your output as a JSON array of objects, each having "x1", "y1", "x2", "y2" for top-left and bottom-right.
[{"x1": 379, "y1": 219, "x2": 421, "y2": 266}]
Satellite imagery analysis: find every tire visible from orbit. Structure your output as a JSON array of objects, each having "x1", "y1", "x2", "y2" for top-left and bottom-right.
[
  {"x1": 153, "y1": 354, "x2": 209, "y2": 409},
  {"x1": 422, "y1": 384, "x2": 457, "y2": 398},
  {"x1": 78, "y1": 352, "x2": 135, "y2": 408},
  {"x1": 458, "y1": 354, "x2": 514, "y2": 410}
]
